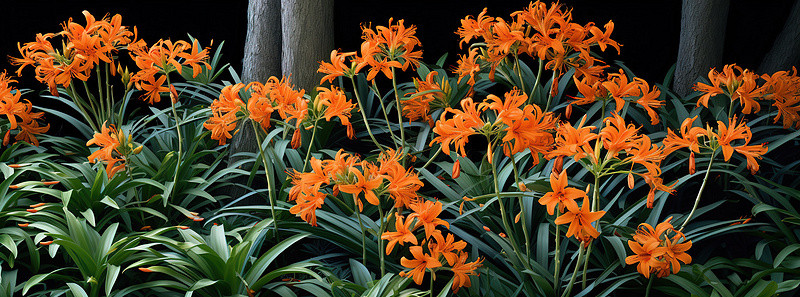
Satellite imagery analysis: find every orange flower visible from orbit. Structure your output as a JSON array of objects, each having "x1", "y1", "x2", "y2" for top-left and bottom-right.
[
  {"x1": 87, "y1": 123, "x2": 126, "y2": 178},
  {"x1": 338, "y1": 164, "x2": 383, "y2": 211},
  {"x1": 627, "y1": 219, "x2": 692, "y2": 278},
  {"x1": 450, "y1": 252, "x2": 483, "y2": 293},
  {"x1": 430, "y1": 232, "x2": 467, "y2": 265},
  {"x1": 431, "y1": 98, "x2": 486, "y2": 157},
  {"x1": 547, "y1": 116, "x2": 597, "y2": 162},
  {"x1": 694, "y1": 64, "x2": 762, "y2": 114},
  {"x1": 289, "y1": 191, "x2": 326, "y2": 226},
  {"x1": 317, "y1": 86, "x2": 356, "y2": 139},
  {"x1": 378, "y1": 152, "x2": 423, "y2": 208},
  {"x1": 400, "y1": 245, "x2": 441, "y2": 285},
  {"x1": 129, "y1": 38, "x2": 211, "y2": 104},
  {"x1": 538, "y1": 170, "x2": 584, "y2": 216},
  {"x1": 714, "y1": 116, "x2": 768, "y2": 174},
  {"x1": 404, "y1": 71, "x2": 447, "y2": 124},
  {"x1": 625, "y1": 239, "x2": 664, "y2": 278},
  {"x1": 554, "y1": 197, "x2": 605, "y2": 241},
  {"x1": 318, "y1": 50, "x2": 364, "y2": 84},
  {"x1": 381, "y1": 212, "x2": 418, "y2": 255},
  {"x1": 0, "y1": 73, "x2": 49, "y2": 146},
  {"x1": 358, "y1": 18, "x2": 422, "y2": 81},
  {"x1": 203, "y1": 111, "x2": 238, "y2": 146},
  {"x1": 452, "y1": 48, "x2": 481, "y2": 86},
  {"x1": 760, "y1": 68, "x2": 800, "y2": 129},
  {"x1": 599, "y1": 113, "x2": 640, "y2": 156},
  {"x1": 409, "y1": 200, "x2": 450, "y2": 238}
]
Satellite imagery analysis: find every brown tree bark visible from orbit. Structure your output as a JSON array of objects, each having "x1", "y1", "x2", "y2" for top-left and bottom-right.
[
  {"x1": 229, "y1": 0, "x2": 282, "y2": 203},
  {"x1": 280, "y1": 0, "x2": 334, "y2": 91},
  {"x1": 759, "y1": 0, "x2": 800, "y2": 74},
  {"x1": 242, "y1": 0, "x2": 282, "y2": 83},
  {"x1": 674, "y1": 0, "x2": 730, "y2": 97}
]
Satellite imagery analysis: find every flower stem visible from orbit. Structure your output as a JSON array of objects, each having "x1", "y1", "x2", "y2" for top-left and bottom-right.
[
  {"x1": 561, "y1": 244, "x2": 585, "y2": 297},
  {"x1": 554, "y1": 222, "x2": 561, "y2": 294},
  {"x1": 488, "y1": 141, "x2": 529, "y2": 270},
  {"x1": 420, "y1": 146, "x2": 442, "y2": 171},
  {"x1": 645, "y1": 276, "x2": 654, "y2": 297},
  {"x1": 544, "y1": 70, "x2": 557, "y2": 112},
  {"x1": 166, "y1": 77, "x2": 183, "y2": 209},
  {"x1": 251, "y1": 120, "x2": 280, "y2": 240},
  {"x1": 528, "y1": 59, "x2": 544, "y2": 106},
  {"x1": 390, "y1": 67, "x2": 405, "y2": 154},
  {"x1": 679, "y1": 149, "x2": 718, "y2": 232},
  {"x1": 301, "y1": 121, "x2": 319, "y2": 172},
  {"x1": 378, "y1": 204, "x2": 387, "y2": 277},
  {"x1": 355, "y1": 210, "x2": 367, "y2": 267},
  {"x1": 370, "y1": 80, "x2": 398, "y2": 147},
  {"x1": 350, "y1": 78, "x2": 387, "y2": 155},
  {"x1": 510, "y1": 159, "x2": 531, "y2": 258}
]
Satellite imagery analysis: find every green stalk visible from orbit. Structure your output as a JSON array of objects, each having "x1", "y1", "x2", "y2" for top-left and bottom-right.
[
  {"x1": 350, "y1": 78, "x2": 387, "y2": 155},
  {"x1": 488, "y1": 140, "x2": 528, "y2": 269},
  {"x1": 301, "y1": 120, "x2": 319, "y2": 172},
  {"x1": 96, "y1": 67, "x2": 105, "y2": 123},
  {"x1": 544, "y1": 70, "x2": 557, "y2": 112},
  {"x1": 510, "y1": 159, "x2": 532, "y2": 258},
  {"x1": 420, "y1": 146, "x2": 442, "y2": 171},
  {"x1": 429, "y1": 269, "x2": 435, "y2": 296},
  {"x1": 81, "y1": 80, "x2": 100, "y2": 125},
  {"x1": 166, "y1": 77, "x2": 183, "y2": 209},
  {"x1": 390, "y1": 67, "x2": 405, "y2": 153},
  {"x1": 528, "y1": 58, "x2": 544, "y2": 105},
  {"x1": 66, "y1": 85, "x2": 100, "y2": 132},
  {"x1": 561, "y1": 245, "x2": 585, "y2": 297},
  {"x1": 581, "y1": 173, "x2": 602, "y2": 288},
  {"x1": 679, "y1": 149, "x2": 718, "y2": 232},
  {"x1": 554, "y1": 222, "x2": 561, "y2": 294},
  {"x1": 513, "y1": 52, "x2": 526, "y2": 96},
  {"x1": 645, "y1": 276, "x2": 654, "y2": 297},
  {"x1": 250, "y1": 120, "x2": 280, "y2": 239},
  {"x1": 370, "y1": 80, "x2": 398, "y2": 146},
  {"x1": 378, "y1": 204, "x2": 387, "y2": 277},
  {"x1": 355, "y1": 209, "x2": 367, "y2": 266}
]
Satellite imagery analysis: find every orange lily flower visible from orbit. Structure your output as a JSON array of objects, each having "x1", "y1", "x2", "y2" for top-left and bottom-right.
[
  {"x1": 338, "y1": 164, "x2": 383, "y2": 211},
  {"x1": 400, "y1": 245, "x2": 441, "y2": 285},
  {"x1": 409, "y1": 200, "x2": 450, "y2": 238},
  {"x1": 538, "y1": 170, "x2": 585, "y2": 215},
  {"x1": 381, "y1": 212, "x2": 418, "y2": 255},
  {"x1": 430, "y1": 232, "x2": 468, "y2": 265},
  {"x1": 554, "y1": 197, "x2": 605, "y2": 241},
  {"x1": 450, "y1": 252, "x2": 483, "y2": 293}
]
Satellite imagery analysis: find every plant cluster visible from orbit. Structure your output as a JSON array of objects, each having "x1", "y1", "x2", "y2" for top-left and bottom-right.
[{"x1": 0, "y1": 2, "x2": 799, "y2": 297}]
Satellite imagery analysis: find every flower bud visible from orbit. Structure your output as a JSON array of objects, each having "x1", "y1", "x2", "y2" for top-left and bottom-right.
[
  {"x1": 291, "y1": 129, "x2": 302, "y2": 149},
  {"x1": 452, "y1": 159, "x2": 461, "y2": 179},
  {"x1": 133, "y1": 145, "x2": 143, "y2": 154}
]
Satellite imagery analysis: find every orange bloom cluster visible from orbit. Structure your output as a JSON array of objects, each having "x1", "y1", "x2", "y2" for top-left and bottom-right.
[
  {"x1": 382, "y1": 199, "x2": 481, "y2": 293},
  {"x1": 696, "y1": 64, "x2": 800, "y2": 129},
  {"x1": 403, "y1": 71, "x2": 450, "y2": 125},
  {"x1": 663, "y1": 116, "x2": 768, "y2": 174},
  {"x1": 539, "y1": 170, "x2": 605, "y2": 244},
  {"x1": 0, "y1": 73, "x2": 49, "y2": 146},
  {"x1": 456, "y1": 1, "x2": 619, "y2": 82},
  {"x1": 128, "y1": 39, "x2": 210, "y2": 104},
  {"x1": 204, "y1": 77, "x2": 355, "y2": 146},
  {"x1": 570, "y1": 69, "x2": 664, "y2": 124},
  {"x1": 451, "y1": 48, "x2": 481, "y2": 86},
  {"x1": 288, "y1": 149, "x2": 423, "y2": 225},
  {"x1": 318, "y1": 19, "x2": 422, "y2": 83},
  {"x1": 12, "y1": 11, "x2": 135, "y2": 96},
  {"x1": 431, "y1": 89, "x2": 557, "y2": 164},
  {"x1": 87, "y1": 123, "x2": 141, "y2": 178},
  {"x1": 548, "y1": 114, "x2": 674, "y2": 208},
  {"x1": 625, "y1": 218, "x2": 692, "y2": 278}
]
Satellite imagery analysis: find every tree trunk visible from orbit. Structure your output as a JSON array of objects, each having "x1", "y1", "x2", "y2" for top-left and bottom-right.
[
  {"x1": 280, "y1": 0, "x2": 335, "y2": 92},
  {"x1": 759, "y1": 0, "x2": 800, "y2": 74},
  {"x1": 229, "y1": 0, "x2": 282, "y2": 203},
  {"x1": 673, "y1": 0, "x2": 730, "y2": 97},
  {"x1": 242, "y1": 0, "x2": 282, "y2": 83}
]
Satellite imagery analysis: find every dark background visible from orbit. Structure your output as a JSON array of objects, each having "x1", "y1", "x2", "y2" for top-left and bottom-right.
[{"x1": 2, "y1": 0, "x2": 795, "y2": 87}]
